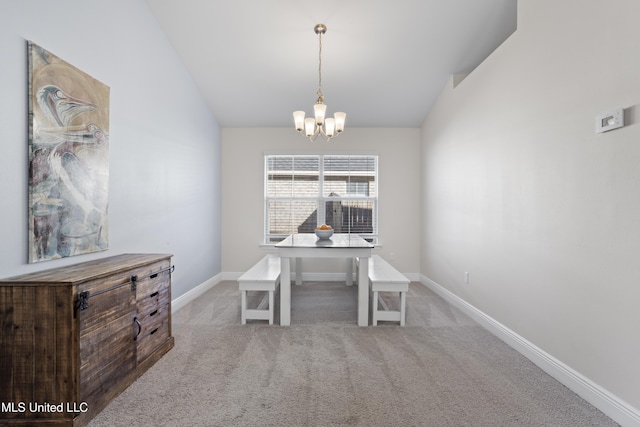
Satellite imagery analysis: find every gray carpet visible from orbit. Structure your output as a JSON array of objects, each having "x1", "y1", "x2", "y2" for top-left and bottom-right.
[{"x1": 88, "y1": 281, "x2": 617, "y2": 427}]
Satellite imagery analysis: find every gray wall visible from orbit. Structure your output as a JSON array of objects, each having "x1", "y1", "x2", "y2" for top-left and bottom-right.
[
  {"x1": 221, "y1": 128, "x2": 421, "y2": 277},
  {"x1": 0, "y1": 0, "x2": 222, "y2": 299},
  {"x1": 421, "y1": 0, "x2": 640, "y2": 412}
]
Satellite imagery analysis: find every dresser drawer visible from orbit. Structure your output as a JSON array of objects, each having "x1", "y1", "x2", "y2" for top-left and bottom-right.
[
  {"x1": 132, "y1": 259, "x2": 171, "y2": 301},
  {"x1": 136, "y1": 305, "x2": 170, "y2": 363},
  {"x1": 137, "y1": 286, "x2": 170, "y2": 319}
]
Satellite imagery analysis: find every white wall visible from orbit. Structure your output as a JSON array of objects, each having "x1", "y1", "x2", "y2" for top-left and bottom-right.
[
  {"x1": 222, "y1": 128, "x2": 421, "y2": 277},
  {"x1": 0, "y1": 0, "x2": 222, "y2": 298},
  {"x1": 421, "y1": 0, "x2": 640, "y2": 415}
]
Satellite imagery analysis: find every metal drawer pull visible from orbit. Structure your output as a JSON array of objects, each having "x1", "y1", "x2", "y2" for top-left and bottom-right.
[
  {"x1": 134, "y1": 317, "x2": 142, "y2": 340},
  {"x1": 150, "y1": 309, "x2": 158, "y2": 317},
  {"x1": 150, "y1": 328, "x2": 159, "y2": 335},
  {"x1": 150, "y1": 291, "x2": 159, "y2": 298},
  {"x1": 131, "y1": 265, "x2": 175, "y2": 283}
]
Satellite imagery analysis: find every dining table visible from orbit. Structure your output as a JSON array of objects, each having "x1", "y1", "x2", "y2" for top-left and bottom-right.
[{"x1": 275, "y1": 233, "x2": 374, "y2": 326}]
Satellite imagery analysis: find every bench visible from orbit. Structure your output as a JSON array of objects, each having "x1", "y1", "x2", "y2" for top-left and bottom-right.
[
  {"x1": 237, "y1": 254, "x2": 281, "y2": 325},
  {"x1": 368, "y1": 255, "x2": 409, "y2": 326}
]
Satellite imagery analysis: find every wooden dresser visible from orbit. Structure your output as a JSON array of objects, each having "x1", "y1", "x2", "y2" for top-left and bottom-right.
[{"x1": 0, "y1": 253, "x2": 174, "y2": 426}]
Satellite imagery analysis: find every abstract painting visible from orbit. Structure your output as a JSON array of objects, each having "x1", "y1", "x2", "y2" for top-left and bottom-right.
[{"x1": 28, "y1": 41, "x2": 110, "y2": 263}]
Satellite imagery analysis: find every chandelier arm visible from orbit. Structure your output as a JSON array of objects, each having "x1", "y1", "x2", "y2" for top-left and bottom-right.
[
  {"x1": 309, "y1": 128, "x2": 320, "y2": 142},
  {"x1": 296, "y1": 122, "x2": 342, "y2": 142},
  {"x1": 319, "y1": 125, "x2": 341, "y2": 141}
]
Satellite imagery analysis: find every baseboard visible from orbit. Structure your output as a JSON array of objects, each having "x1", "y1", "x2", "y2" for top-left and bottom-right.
[
  {"x1": 224, "y1": 271, "x2": 420, "y2": 282},
  {"x1": 172, "y1": 272, "x2": 222, "y2": 313},
  {"x1": 420, "y1": 274, "x2": 640, "y2": 427},
  {"x1": 222, "y1": 272, "x2": 243, "y2": 281}
]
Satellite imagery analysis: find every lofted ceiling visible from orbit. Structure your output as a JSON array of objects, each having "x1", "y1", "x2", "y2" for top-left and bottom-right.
[{"x1": 144, "y1": 0, "x2": 517, "y2": 128}]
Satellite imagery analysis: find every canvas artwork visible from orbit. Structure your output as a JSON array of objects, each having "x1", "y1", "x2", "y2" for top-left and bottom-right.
[{"x1": 28, "y1": 41, "x2": 110, "y2": 263}]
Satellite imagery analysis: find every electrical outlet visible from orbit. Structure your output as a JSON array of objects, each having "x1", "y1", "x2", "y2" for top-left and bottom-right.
[{"x1": 464, "y1": 272, "x2": 469, "y2": 284}]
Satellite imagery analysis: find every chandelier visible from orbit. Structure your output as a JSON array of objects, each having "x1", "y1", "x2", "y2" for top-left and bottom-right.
[{"x1": 293, "y1": 24, "x2": 346, "y2": 142}]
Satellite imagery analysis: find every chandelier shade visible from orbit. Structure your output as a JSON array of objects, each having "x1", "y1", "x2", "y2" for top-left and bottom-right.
[{"x1": 293, "y1": 24, "x2": 346, "y2": 142}]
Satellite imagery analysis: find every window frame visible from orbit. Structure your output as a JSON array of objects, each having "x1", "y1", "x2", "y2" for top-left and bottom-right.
[{"x1": 264, "y1": 153, "x2": 378, "y2": 245}]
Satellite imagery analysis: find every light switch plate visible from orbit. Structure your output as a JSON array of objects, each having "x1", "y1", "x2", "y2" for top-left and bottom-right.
[{"x1": 596, "y1": 109, "x2": 624, "y2": 133}]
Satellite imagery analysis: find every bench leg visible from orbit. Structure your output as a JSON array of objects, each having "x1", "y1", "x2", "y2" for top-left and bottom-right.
[
  {"x1": 372, "y1": 290, "x2": 379, "y2": 326},
  {"x1": 400, "y1": 291, "x2": 406, "y2": 326},
  {"x1": 268, "y1": 290, "x2": 274, "y2": 325},
  {"x1": 241, "y1": 290, "x2": 247, "y2": 325},
  {"x1": 281, "y1": 257, "x2": 291, "y2": 326},
  {"x1": 371, "y1": 289, "x2": 407, "y2": 326},
  {"x1": 357, "y1": 257, "x2": 369, "y2": 326}
]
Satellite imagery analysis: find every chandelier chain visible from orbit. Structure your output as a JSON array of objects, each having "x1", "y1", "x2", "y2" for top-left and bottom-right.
[{"x1": 317, "y1": 30, "x2": 323, "y2": 100}]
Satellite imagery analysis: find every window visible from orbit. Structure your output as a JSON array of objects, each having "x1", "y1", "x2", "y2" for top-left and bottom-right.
[{"x1": 265, "y1": 154, "x2": 378, "y2": 244}]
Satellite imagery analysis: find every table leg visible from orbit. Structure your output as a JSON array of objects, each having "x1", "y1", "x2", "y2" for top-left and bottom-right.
[
  {"x1": 295, "y1": 257, "x2": 302, "y2": 286},
  {"x1": 280, "y1": 256, "x2": 291, "y2": 326},
  {"x1": 357, "y1": 256, "x2": 369, "y2": 326}
]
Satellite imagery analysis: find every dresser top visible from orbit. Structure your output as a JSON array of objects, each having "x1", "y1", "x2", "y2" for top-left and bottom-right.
[{"x1": 0, "y1": 253, "x2": 173, "y2": 285}]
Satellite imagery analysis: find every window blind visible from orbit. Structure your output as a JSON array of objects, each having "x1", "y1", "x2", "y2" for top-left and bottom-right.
[{"x1": 265, "y1": 154, "x2": 378, "y2": 244}]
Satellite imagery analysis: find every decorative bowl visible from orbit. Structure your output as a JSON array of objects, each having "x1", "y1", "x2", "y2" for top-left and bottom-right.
[{"x1": 315, "y1": 228, "x2": 334, "y2": 239}]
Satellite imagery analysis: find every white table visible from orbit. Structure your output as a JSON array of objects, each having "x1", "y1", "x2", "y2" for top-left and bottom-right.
[{"x1": 275, "y1": 233, "x2": 373, "y2": 326}]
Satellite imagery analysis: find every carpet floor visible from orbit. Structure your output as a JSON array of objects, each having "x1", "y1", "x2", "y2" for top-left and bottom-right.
[{"x1": 88, "y1": 281, "x2": 617, "y2": 427}]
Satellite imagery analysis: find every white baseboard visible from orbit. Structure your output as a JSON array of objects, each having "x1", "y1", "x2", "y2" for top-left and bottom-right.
[
  {"x1": 225, "y1": 271, "x2": 420, "y2": 283},
  {"x1": 221, "y1": 272, "x2": 243, "y2": 281},
  {"x1": 172, "y1": 272, "x2": 222, "y2": 313},
  {"x1": 177, "y1": 270, "x2": 418, "y2": 313},
  {"x1": 420, "y1": 274, "x2": 640, "y2": 427}
]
